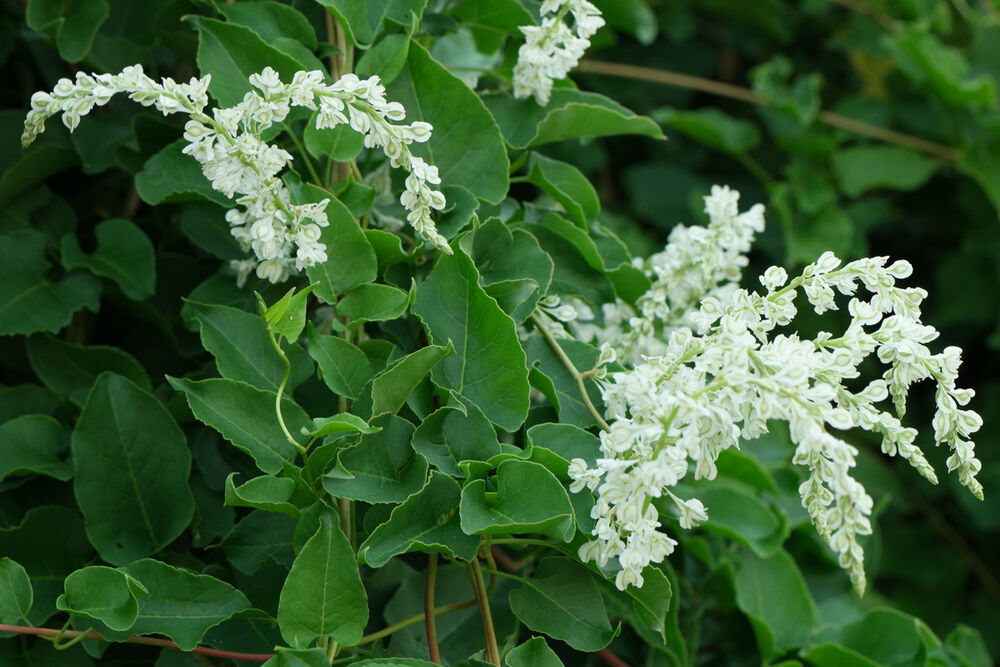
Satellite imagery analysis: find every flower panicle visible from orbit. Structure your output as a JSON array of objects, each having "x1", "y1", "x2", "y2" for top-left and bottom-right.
[
  {"x1": 21, "y1": 65, "x2": 451, "y2": 285},
  {"x1": 566, "y1": 186, "x2": 983, "y2": 594}
]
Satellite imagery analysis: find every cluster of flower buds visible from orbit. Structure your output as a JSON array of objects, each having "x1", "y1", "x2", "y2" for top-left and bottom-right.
[
  {"x1": 513, "y1": 0, "x2": 605, "y2": 105},
  {"x1": 22, "y1": 65, "x2": 450, "y2": 284},
  {"x1": 567, "y1": 187, "x2": 983, "y2": 593}
]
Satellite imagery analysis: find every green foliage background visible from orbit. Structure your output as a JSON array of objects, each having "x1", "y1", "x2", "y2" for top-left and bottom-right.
[{"x1": 0, "y1": 0, "x2": 997, "y2": 665}]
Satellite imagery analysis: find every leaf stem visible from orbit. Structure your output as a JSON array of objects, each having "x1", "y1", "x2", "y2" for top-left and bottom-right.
[
  {"x1": 576, "y1": 60, "x2": 962, "y2": 163},
  {"x1": 467, "y1": 559, "x2": 501, "y2": 666},
  {"x1": 0, "y1": 624, "x2": 275, "y2": 662},
  {"x1": 531, "y1": 314, "x2": 611, "y2": 431},
  {"x1": 425, "y1": 553, "x2": 441, "y2": 664},
  {"x1": 356, "y1": 598, "x2": 478, "y2": 645}
]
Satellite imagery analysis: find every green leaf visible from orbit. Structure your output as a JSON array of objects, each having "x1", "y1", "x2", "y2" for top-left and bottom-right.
[
  {"x1": 187, "y1": 302, "x2": 313, "y2": 393},
  {"x1": 304, "y1": 117, "x2": 365, "y2": 162},
  {"x1": 888, "y1": 25, "x2": 997, "y2": 108},
  {"x1": 508, "y1": 557, "x2": 615, "y2": 652},
  {"x1": 959, "y1": 138, "x2": 1000, "y2": 217},
  {"x1": 0, "y1": 415, "x2": 71, "y2": 483},
  {"x1": 57, "y1": 566, "x2": 147, "y2": 632},
  {"x1": 26, "y1": 334, "x2": 151, "y2": 407},
  {"x1": 359, "y1": 471, "x2": 480, "y2": 567},
  {"x1": 135, "y1": 140, "x2": 231, "y2": 207},
  {"x1": 180, "y1": 202, "x2": 244, "y2": 260},
  {"x1": 355, "y1": 34, "x2": 411, "y2": 84},
  {"x1": 818, "y1": 609, "x2": 925, "y2": 666},
  {"x1": 452, "y1": 0, "x2": 533, "y2": 51},
  {"x1": 370, "y1": 343, "x2": 454, "y2": 417},
  {"x1": 221, "y1": 510, "x2": 296, "y2": 574},
  {"x1": 216, "y1": 1, "x2": 317, "y2": 49},
  {"x1": 652, "y1": 107, "x2": 761, "y2": 154},
  {"x1": 413, "y1": 249, "x2": 530, "y2": 431},
  {"x1": 691, "y1": 483, "x2": 788, "y2": 557},
  {"x1": 484, "y1": 89, "x2": 664, "y2": 149},
  {"x1": 263, "y1": 647, "x2": 331, "y2": 667},
  {"x1": 262, "y1": 284, "x2": 317, "y2": 343},
  {"x1": 322, "y1": 414, "x2": 428, "y2": 503},
  {"x1": 305, "y1": 195, "x2": 378, "y2": 303},
  {"x1": 801, "y1": 643, "x2": 880, "y2": 667},
  {"x1": 505, "y1": 636, "x2": 564, "y2": 667},
  {"x1": 305, "y1": 412, "x2": 381, "y2": 439},
  {"x1": 60, "y1": 219, "x2": 155, "y2": 300},
  {"x1": 225, "y1": 474, "x2": 299, "y2": 517},
  {"x1": 468, "y1": 219, "x2": 554, "y2": 323},
  {"x1": 411, "y1": 399, "x2": 501, "y2": 477},
  {"x1": 526, "y1": 154, "x2": 600, "y2": 227},
  {"x1": 0, "y1": 384, "x2": 59, "y2": 425},
  {"x1": 72, "y1": 373, "x2": 195, "y2": 565},
  {"x1": 306, "y1": 323, "x2": 377, "y2": 400},
  {"x1": 387, "y1": 43, "x2": 509, "y2": 204},
  {"x1": 278, "y1": 511, "x2": 368, "y2": 647},
  {"x1": 0, "y1": 558, "x2": 32, "y2": 626},
  {"x1": 338, "y1": 283, "x2": 409, "y2": 326},
  {"x1": 735, "y1": 549, "x2": 818, "y2": 658},
  {"x1": 593, "y1": 0, "x2": 656, "y2": 44},
  {"x1": 186, "y1": 16, "x2": 311, "y2": 107},
  {"x1": 750, "y1": 56, "x2": 823, "y2": 125},
  {"x1": 168, "y1": 376, "x2": 312, "y2": 475},
  {"x1": 99, "y1": 559, "x2": 251, "y2": 650},
  {"x1": 25, "y1": 0, "x2": 109, "y2": 62},
  {"x1": 945, "y1": 625, "x2": 992, "y2": 667},
  {"x1": 526, "y1": 423, "x2": 601, "y2": 474},
  {"x1": 0, "y1": 506, "x2": 93, "y2": 626},
  {"x1": 525, "y1": 333, "x2": 605, "y2": 429},
  {"x1": 314, "y1": 0, "x2": 428, "y2": 48},
  {"x1": 831, "y1": 146, "x2": 938, "y2": 197},
  {"x1": 460, "y1": 460, "x2": 575, "y2": 541},
  {"x1": 0, "y1": 230, "x2": 100, "y2": 336}
]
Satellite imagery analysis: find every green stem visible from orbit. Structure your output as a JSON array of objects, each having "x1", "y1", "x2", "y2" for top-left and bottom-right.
[
  {"x1": 283, "y1": 121, "x2": 323, "y2": 186},
  {"x1": 338, "y1": 497, "x2": 355, "y2": 549},
  {"x1": 425, "y1": 554, "x2": 441, "y2": 664},
  {"x1": 267, "y1": 332, "x2": 306, "y2": 454},
  {"x1": 531, "y1": 314, "x2": 610, "y2": 432},
  {"x1": 356, "y1": 598, "x2": 478, "y2": 645},
  {"x1": 467, "y1": 560, "x2": 500, "y2": 666},
  {"x1": 488, "y1": 537, "x2": 559, "y2": 548},
  {"x1": 52, "y1": 627, "x2": 91, "y2": 650}
]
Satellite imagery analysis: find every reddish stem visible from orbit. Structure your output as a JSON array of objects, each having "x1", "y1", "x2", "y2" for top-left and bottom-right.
[
  {"x1": 0, "y1": 624, "x2": 275, "y2": 662},
  {"x1": 596, "y1": 648, "x2": 632, "y2": 667}
]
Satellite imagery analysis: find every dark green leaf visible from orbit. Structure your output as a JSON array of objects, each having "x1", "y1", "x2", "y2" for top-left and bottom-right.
[
  {"x1": 25, "y1": 0, "x2": 109, "y2": 62},
  {"x1": 306, "y1": 323, "x2": 377, "y2": 400},
  {"x1": 652, "y1": 107, "x2": 761, "y2": 154},
  {"x1": 735, "y1": 549, "x2": 818, "y2": 658},
  {"x1": 0, "y1": 230, "x2": 100, "y2": 336},
  {"x1": 304, "y1": 117, "x2": 365, "y2": 162},
  {"x1": 688, "y1": 483, "x2": 788, "y2": 557},
  {"x1": 263, "y1": 647, "x2": 331, "y2": 667},
  {"x1": 221, "y1": 510, "x2": 296, "y2": 574},
  {"x1": 72, "y1": 373, "x2": 195, "y2": 565},
  {"x1": 505, "y1": 636, "x2": 564, "y2": 667},
  {"x1": 135, "y1": 141, "x2": 231, "y2": 207},
  {"x1": 57, "y1": 566, "x2": 147, "y2": 632},
  {"x1": 26, "y1": 334, "x2": 150, "y2": 407},
  {"x1": 168, "y1": 376, "x2": 312, "y2": 475},
  {"x1": 359, "y1": 471, "x2": 479, "y2": 567},
  {"x1": 460, "y1": 460, "x2": 575, "y2": 541},
  {"x1": 60, "y1": 219, "x2": 155, "y2": 300},
  {"x1": 225, "y1": 474, "x2": 299, "y2": 518},
  {"x1": 508, "y1": 557, "x2": 615, "y2": 652},
  {"x1": 411, "y1": 398, "x2": 501, "y2": 477},
  {"x1": 832, "y1": 146, "x2": 938, "y2": 197},
  {"x1": 0, "y1": 558, "x2": 32, "y2": 626},
  {"x1": 387, "y1": 43, "x2": 509, "y2": 204},
  {"x1": 484, "y1": 89, "x2": 664, "y2": 149},
  {"x1": 323, "y1": 414, "x2": 427, "y2": 503},
  {"x1": 187, "y1": 302, "x2": 313, "y2": 394},
  {"x1": 338, "y1": 283, "x2": 409, "y2": 325},
  {"x1": 278, "y1": 511, "x2": 368, "y2": 647},
  {"x1": 413, "y1": 249, "x2": 529, "y2": 431},
  {"x1": 305, "y1": 195, "x2": 378, "y2": 303},
  {"x1": 0, "y1": 415, "x2": 71, "y2": 482},
  {"x1": 370, "y1": 343, "x2": 454, "y2": 418},
  {"x1": 525, "y1": 333, "x2": 605, "y2": 429},
  {"x1": 216, "y1": 1, "x2": 317, "y2": 49},
  {"x1": 888, "y1": 25, "x2": 997, "y2": 108},
  {"x1": 526, "y1": 153, "x2": 600, "y2": 227},
  {"x1": 314, "y1": 0, "x2": 428, "y2": 48}
]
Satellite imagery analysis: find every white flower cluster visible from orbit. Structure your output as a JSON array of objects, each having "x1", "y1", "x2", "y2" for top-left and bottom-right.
[
  {"x1": 513, "y1": 0, "x2": 604, "y2": 106},
  {"x1": 22, "y1": 66, "x2": 450, "y2": 284},
  {"x1": 567, "y1": 187, "x2": 983, "y2": 593}
]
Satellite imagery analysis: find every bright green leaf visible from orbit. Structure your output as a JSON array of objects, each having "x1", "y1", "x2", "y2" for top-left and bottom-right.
[
  {"x1": 411, "y1": 399, "x2": 501, "y2": 477},
  {"x1": 57, "y1": 566, "x2": 147, "y2": 632},
  {"x1": 338, "y1": 283, "x2": 409, "y2": 325},
  {"x1": 527, "y1": 153, "x2": 600, "y2": 227},
  {"x1": 832, "y1": 146, "x2": 938, "y2": 197},
  {"x1": 305, "y1": 412, "x2": 381, "y2": 439},
  {"x1": 278, "y1": 511, "x2": 368, "y2": 647},
  {"x1": 216, "y1": 1, "x2": 317, "y2": 49},
  {"x1": 505, "y1": 636, "x2": 564, "y2": 667},
  {"x1": 370, "y1": 343, "x2": 454, "y2": 418},
  {"x1": 305, "y1": 195, "x2": 378, "y2": 303},
  {"x1": 652, "y1": 107, "x2": 760, "y2": 155},
  {"x1": 306, "y1": 323, "x2": 377, "y2": 400},
  {"x1": 314, "y1": 0, "x2": 427, "y2": 48},
  {"x1": 135, "y1": 140, "x2": 231, "y2": 207},
  {"x1": 225, "y1": 474, "x2": 299, "y2": 517},
  {"x1": 413, "y1": 249, "x2": 529, "y2": 431}
]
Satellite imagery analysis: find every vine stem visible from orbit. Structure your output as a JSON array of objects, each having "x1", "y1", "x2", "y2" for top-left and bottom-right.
[
  {"x1": 466, "y1": 560, "x2": 501, "y2": 666},
  {"x1": 267, "y1": 331, "x2": 306, "y2": 454},
  {"x1": 0, "y1": 624, "x2": 275, "y2": 662},
  {"x1": 576, "y1": 60, "x2": 962, "y2": 163},
  {"x1": 425, "y1": 554, "x2": 441, "y2": 664},
  {"x1": 531, "y1": 314, "x2": 611, "y2": 432},
  {"x1": 357, "y1": 598, "x2": 478, "y2": 645}
]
